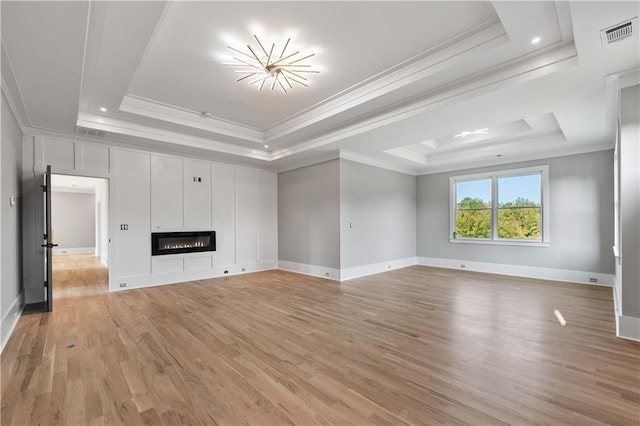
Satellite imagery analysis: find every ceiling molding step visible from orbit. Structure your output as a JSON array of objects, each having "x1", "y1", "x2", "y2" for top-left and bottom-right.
[
  {"x1": 614, "y1": 67, "x2": 640, "y2": 89},
  {"x1": 120, "y1": 95, "x2": 264, "y2": 144},
  {"x1": 339, "y1": 150, "x2": 417, "y2": 176},
  {"x1": 416, "y1": 142, "x2": 614, "y2": 176},
  {"x1": 1, "y1": 42, "x2": 32, "y2": 128},
  {"x1": 269, "y1": 44, "x2": 578, "y2": 161},
  {"x1": 274, "y1": 151, "x2": 342, "y2": 174},
  {"x1": 77, "y1": 0, "x2": 108, "y2": 112},
  {"x1": 77, "y1": 111, "x2": 271, "y2": 161},
  {"x1": 264, "y1": 22, "x2": 509, "y2": 143}
]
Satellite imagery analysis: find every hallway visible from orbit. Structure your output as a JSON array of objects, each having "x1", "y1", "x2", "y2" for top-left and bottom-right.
[{"x1": 53, "y1": 253, "x2": 108, "y2": 299}]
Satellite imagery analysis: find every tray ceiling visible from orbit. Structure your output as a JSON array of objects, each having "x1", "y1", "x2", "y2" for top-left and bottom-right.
[{"x1": 2, "y1": 1, "x2": 639, "y2": 174}]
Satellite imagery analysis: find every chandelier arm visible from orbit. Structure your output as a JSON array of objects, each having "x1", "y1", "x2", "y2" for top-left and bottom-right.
[
  {"x1": 249, "y1": 75, "x2": 269, "y2": 85},
  {"x1": 270, "y1": 50, "x2": 301, "y2": 66},
  {"x1": 254, "y1": 35, "x2": 270, "y2": 59},
  {"x1": 227, "y1": 45, "x2": 257, "y2": 61},
  {"x1": 258, "y1": 79, "x2": 266, "y2": 91},
  {"x1": 266, "y1": 43, "x2": 275, "y2": 66},
  {"x1": 225, "y1": 56, "x2": 264, "y2": 71},
  {"x1": 283, "y1": 72, "x2": 308, "y2": 87},
  {"x1": 247, "y1": 45, "x2": 266, "y2": 67},
  {"x1": 281, "y1": 68, "x2": 308, "y2": 81},
  {"x1": 279, "y1": 38, "x2": 290, "y2": 60},
  {"x1": 280, "y1": 72, "x2": 294, "y2": 89},
  {"x1": 281, "y1": 69, "x2": 320, "y2": 74},
  {"x1": 287, "y1": 53, "x2": 315, "y2": 65},
  {"x1": 276, "y1": 76, "x2": 288, "y2": 93},
  {"x1": 270, "y1": 76, "x2": 278, "y2": 91},
  {"x1": 236, "y1": 73, "x2": 257, "y2": 82}
]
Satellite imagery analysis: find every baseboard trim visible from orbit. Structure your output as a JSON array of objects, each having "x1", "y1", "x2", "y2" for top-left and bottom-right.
[
  {"x1": 617, "y1": 315, "x2": 640, "y2": 342},
  {"x1": 1, "y1": 292, "x2": 24, "y2": 354},
  {"x1": 341, "y1": 257, "x2": 417, "y2": 281},
  {"x1": 111, "y1": 261, "x2": 278, "y2": 292},
  {"x1": 277, "y1": 260, "x2": 340, "y2": 281},
  {"x1": 416, "y1": 257, "x2": 614, "y2": 287},
  {"x1": 55, "y1": 247, "x2": 95, "y2": 255}
]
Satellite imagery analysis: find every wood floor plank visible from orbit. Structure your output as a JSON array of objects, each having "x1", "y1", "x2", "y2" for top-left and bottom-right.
[{"x1": 1, "y1": 254, "x2": 639, "y2": 425}]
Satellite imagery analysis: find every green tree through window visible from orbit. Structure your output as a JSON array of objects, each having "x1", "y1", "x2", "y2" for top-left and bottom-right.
[{"x1": 452, "y1": 170, "x2": 545, "y2": 242}]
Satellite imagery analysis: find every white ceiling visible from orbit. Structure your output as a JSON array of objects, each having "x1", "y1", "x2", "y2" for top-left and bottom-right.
[{"x1": 2, "y1": 1, "x2": 639, "y2": 175}]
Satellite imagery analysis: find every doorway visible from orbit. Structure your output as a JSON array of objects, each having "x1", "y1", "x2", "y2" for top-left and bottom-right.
[{"x1": 50, "y1": 174, "x2": 109, "y2": 298}]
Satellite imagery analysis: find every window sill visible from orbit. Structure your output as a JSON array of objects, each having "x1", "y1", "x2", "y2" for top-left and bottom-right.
[{"x1": 449, "y1": 239, "x2": 550, "y2": 247}]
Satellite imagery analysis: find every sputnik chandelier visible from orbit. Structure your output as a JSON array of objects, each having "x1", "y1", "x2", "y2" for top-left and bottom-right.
[{"x1": 224, "y1": 35, "x2": 318, "y2": 93}]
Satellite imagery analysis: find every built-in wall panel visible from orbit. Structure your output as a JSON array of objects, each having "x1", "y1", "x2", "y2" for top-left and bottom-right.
[
  {"x1": 36, "y1": 137, "x2": 110, "y2": 176},
  {"x1": 42, "y1": 138, "x2": 75, "y2": 171},
  {"x1": 184, "y1": 159, "x2": 212, "y2": 229},
  {"x1": 114, "y1": 150, "x2": 151, "y2": 280},
  {"x1": 258, "y1": 170, "x2": 277, "y2": 263},
  {"x1": 235, "y1": 167, "x2": 258, "y2": 265},
  {"x1": 79, "y1": 144, "x2": 110, "y2": 173},
  {"x1": 151, "y1": 155, "x2": 183, "y2": 230},
  {"x1": 23, "y1": 136, "x2": 277, "y2": 293},
  {"x1": 213, "y1": 163, "x2": 236, "y2": 267}
]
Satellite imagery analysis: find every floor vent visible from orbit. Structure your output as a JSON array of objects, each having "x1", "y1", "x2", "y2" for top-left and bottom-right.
[{"x1": 601, "y1": 17, "x2": 637, "y2": 45}]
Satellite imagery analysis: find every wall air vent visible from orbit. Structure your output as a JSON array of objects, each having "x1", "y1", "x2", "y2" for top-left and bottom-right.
[
  {"x1": 600, "y1": 17, "x2": 637, "y2": 45},
  {"x1": 75, "y1": 126, "x2": 106, "y2": 138}
]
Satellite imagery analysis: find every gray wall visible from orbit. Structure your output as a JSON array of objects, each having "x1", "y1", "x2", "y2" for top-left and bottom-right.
[
  {"x1": 417, "y1": 150, "x2": 614, "y2": 274},
  {"x1": 52, "y1": 192, "x2": 96, "y2": 249},
  {"x1": 1, "y1": 92, "x2": 24, "y2": 321},
  {"x1": 340, "y1": 160, "x2": 416, "y2": 268},
  {"x1": 278, "y1": 160, "x2": 340, "y2": 269},
  {"x1": 619, "y1": 84, "x2": 640, "y2": 318}
]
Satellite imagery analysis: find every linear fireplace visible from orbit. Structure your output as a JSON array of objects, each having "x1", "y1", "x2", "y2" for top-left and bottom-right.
[{"x1": 151, "y1": 231, "x2": 216, "y2": 256}]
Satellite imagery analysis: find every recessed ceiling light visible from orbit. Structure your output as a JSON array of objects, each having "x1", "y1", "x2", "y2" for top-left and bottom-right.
[
  {"x1": 71, "y1": 181, "x2": 77, "y2": 187},
  {"x1": 264, "y1": 144, "x2": 269, "y2": 148},
  {"x1": 224, "y1": 34, "x2": 319, "y2": 93},
  {"x1": 454, "y1": 128, "x2": 489, "y2": 138},
  {"x1": 531, "y1": 37, "x2": 541, "y2": 45},
  {"x1": 99, "y1": 107, "x2": 107, "y2": 112}
]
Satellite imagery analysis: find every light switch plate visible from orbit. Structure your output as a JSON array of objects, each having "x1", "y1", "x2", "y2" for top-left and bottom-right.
[{"x1": 9, "y1": 196, "x2": 16, "y2": 206}]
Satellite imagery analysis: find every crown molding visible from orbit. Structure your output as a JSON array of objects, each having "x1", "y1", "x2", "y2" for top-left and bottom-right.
[
  {"x1": 77, "y1": 111, "x2": 271, "y2": 161},
  {"x1": 119, "y1": 95, "x2": 264, "y2": 144},
  {"x1": 1, "y1": 41, "x2": 31, "y2": 129},
  {"x1": 264, "y1": 22, "x2": 509, "y2": 143},
  {"x1": 339, "y1": 150, "x2": 417, "y2": 176}
]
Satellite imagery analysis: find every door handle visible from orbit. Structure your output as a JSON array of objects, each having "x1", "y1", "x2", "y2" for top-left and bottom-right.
[{"x1": 41, "y1": 243, "x2": 59, "y2": 248}]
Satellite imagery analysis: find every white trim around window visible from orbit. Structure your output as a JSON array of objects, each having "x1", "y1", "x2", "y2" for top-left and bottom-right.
[{"x1": 449, "y1": 165, "x2": 550, "y2": 246}]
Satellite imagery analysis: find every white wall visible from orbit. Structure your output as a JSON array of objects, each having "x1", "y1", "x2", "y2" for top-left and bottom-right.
[
  {"x1": 417, "y1": 150, "x2": 615, "y2": 284},
  {"x1": 1, "y1": 91, "x2": 24, "y2": 352},
  {"x1": 21, "y1": 136, "x2": 278, "y2": 292},
  {"x1": 51, "y1": 191, "x2": 96, "y2": 251},
  {"x1": 340, "y1": 160, "x2": 416, "y2": 279}
]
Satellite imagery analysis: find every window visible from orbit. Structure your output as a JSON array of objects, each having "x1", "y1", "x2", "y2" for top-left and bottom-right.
[{"x1": 450, "y1": 166, "x2": 549, "y2": 246}]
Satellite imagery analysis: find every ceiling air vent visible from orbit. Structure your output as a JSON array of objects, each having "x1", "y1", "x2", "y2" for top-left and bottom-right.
[
  {"x1": 600, "y1": 17, "x2": 638, "y2": 45},
  {"x1": 76, "y1": 126, "x2": 106, "y2": 138}
]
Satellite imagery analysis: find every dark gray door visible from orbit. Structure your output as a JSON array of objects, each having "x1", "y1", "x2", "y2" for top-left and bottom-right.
[{"x1": 41, "y1": 165, "x2": 57, "y2": 312}]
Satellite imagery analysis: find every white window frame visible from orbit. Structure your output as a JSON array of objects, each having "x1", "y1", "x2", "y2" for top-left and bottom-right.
[{"x1": 449, "y1": 165, "x2": 550, "y2": 247}]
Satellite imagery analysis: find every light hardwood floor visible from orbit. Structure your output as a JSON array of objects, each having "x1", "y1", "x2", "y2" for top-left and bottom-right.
[{"x1": 2, "y1": 255, "x2": 639, "y2": 425}]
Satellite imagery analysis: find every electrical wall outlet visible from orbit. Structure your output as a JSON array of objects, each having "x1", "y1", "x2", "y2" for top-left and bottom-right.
[
  {"x1": 589, "y1": 277, "x2": 598, "y2": 283},
  {"x1": 119, "y1": 282, "x2": 127, "y2": 288},
  {"x1": 325, "y1": 272, "x2": 330, "y2": 277},
  {"x1": 460, "y1": 264, "x2": 466, "y2": 269}
]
